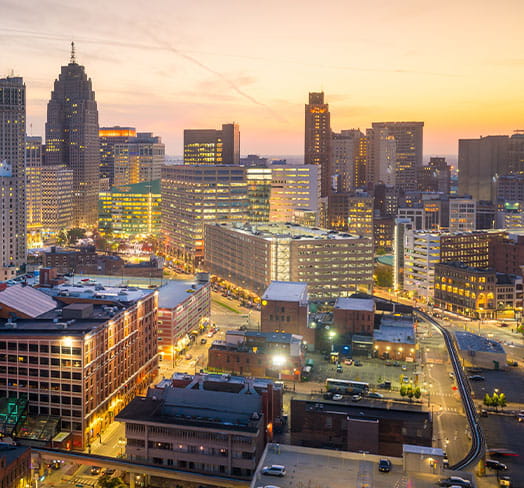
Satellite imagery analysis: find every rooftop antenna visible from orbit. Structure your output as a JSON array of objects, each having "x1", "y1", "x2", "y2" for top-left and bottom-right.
[{"x1": 70, "y1": 41, "x2": 76, "y2": 64}]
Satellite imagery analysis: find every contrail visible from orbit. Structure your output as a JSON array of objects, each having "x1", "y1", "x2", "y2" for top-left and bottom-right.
[{"x1": 0, "y1": 27, "x2": 286, "y2": 121}]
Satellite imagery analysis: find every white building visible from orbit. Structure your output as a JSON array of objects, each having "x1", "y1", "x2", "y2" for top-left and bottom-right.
[
  {"x1": 404, "y1": 231, "x2": 441, "y2": 300},
  {"x1": 269, "y1": 165, "x2": 320, "y2": 224},
  {"x1": 393, "y1": 218, "x2": 413, "y2": 290},
  {"x1": 449, "y1": 197, "x2": 476, "y2": 232}
]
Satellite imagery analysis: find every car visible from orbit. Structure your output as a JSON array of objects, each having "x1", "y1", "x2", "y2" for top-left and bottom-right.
[
  {"x1": 352, "y1": 394, "x2": 362, "y2": 401},
  {"x1": 401, "y1": 365, "x2": 407, "y2": 371},
  {"x1": 103, "y1": 468, "x2": 116, "y2": 476},
  {"x1": 184, "y1": 353, "x2": 192, "y2": 360},
  {"x1": 323, "y1": 392, "x2": 334, "y2": 400},
  {"x1": 332, "y1": 394, "x2": 344, "y2": 401},
  {"x1": 480, "y1": 409, "x2": 488, "y2": 417},
  {"x1": 90, "y1": 466, "x2": 102, "y2": 476},
  {"x1": 378, "y1": 381, "x2": 392, "y2": 390},
  {"x1": 256, "y1": 486, "x2": 282, "y2": 488},
  {"x1": 385, "y1": 360, "x2": 392, "y2": 366},
  {"x1": 488, "y1": 448, "x2": 519, "y2": 458},
  {"x1": 368, "y1": 392, "x2": 384, "y2": 399},
  {"x1": 393, "y1": 361, "x2": 400, "y2": 367},
  {"x1": 467, "y1": 367, "x2": 483, "y2": 373},
  {"x1": 449, "y1": 372, "x2": 455, "y2": 379},
  {"x1": 378, "y1": 459, "x2": 392, "y2": 472},
  {"x1": 336, "y1": 365, "x2": 343, "y2": 373},
  {"x1": 200, "y1": 338, "x2": 207, "y2": 345},
  {"x1": 402, "y1": 376, "x2": 410, "y2": 383},
  {"x1": 486, "y1": 459, "x2": 508, "y2": 471},
  {"x1": 499, "y1": 476, "x2": 511, "y2": 488},
  {"x1": 468, "y1": 375, "x2": 485, "y2": 381},
  {"x1": 344, "y1": 359, "x2": 353, "y2": 365},
  {"x1": 207, "y1": 332, "x2": 214, "y2": 338},
  {"x1": 48, "y1": 461, "x2": 61, "y2": 470},
  {"x1": 518, "y1": 413, "x2": 524, "y2": 423},
  {"x1": 438, "y1": 477, "x2": 472, "y2": 487},
  {"x1": 261, "y1": 465, "x2": 286, "y2": 477},
  {"x1": 499, "y1": 323, "x2": 509, "y2": 327},
  {"x1": 354, "y1": 360, "x2": 362, "y2": 367}
]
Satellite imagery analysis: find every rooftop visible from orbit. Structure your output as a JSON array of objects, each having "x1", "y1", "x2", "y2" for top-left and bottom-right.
[
  {"x1": 40, "y1": 282, "x2": 153, "y2": 304},
  {"x1": 455, "y1": 331, "x2": 506, "y2": 354},
  {"x1": 215, "y1": 222, "x2": 366, "y2": 241},
  {"x1": 262, "y1": 281, "x2": 308, "y2": 303},
  {"x1": 334, "y1": 297, "x2": 375, "y2": 312},
  {"x1": 0, "y1": 284, "x2": 57, "y2": 318},
  {"x1": 374, "y1": 325, "x2": 415, "y2": 345},
  {"x1": 158, "y1": 280, "x2": 208, "y2": 309}
]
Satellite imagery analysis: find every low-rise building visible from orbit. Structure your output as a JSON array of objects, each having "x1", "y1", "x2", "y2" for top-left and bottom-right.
[
  {"x1": 290, "y1": 398, "x2": 432, "y2": 457},
  {"x1": 455, "y1": 331, "x2": 507, "y2": 370},
  {"x1": 117, "y1": 373, "x2": 282, "y2": 479},
  {"x1": 208, "y1": 331, "x2": 303, "y2": 380},
  {"x1": 0, "y1": 283, "x2": 158, "y2": 449},
  {"x1": 333, "y1": 297, "x2": 375, "y2": 336},
  {"x1": 434, "y1": 262, "x2": 496, "y2": 319},
  {"x1": 157, "y1": 280, "x2": 211, "y2": 365},
  {"x1": 0, "y1": 445, "x2": 31, "y2": 488},
  {"x1": 260, "y1": 281, "x2": 314, "y2": 346},
  {"x1": 373, "y1": 314, "x2": 416, "y2": 361}
]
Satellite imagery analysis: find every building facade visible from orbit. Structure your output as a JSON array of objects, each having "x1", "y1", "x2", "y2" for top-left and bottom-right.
[
  {"x1": 41, "y1": 165, "x2": 74, "y2": 235},
  {"x1": 45, "y1": 46, "x2": 100, "y2": 228},
  {"x1": 184, "y1": 123, "x2": 240, "y2": 165},
  {"x1": 99, "y1": 180, "x2": 161, "y2": 238},
  {"x1": 25, "y1": 136, "x2": 43, "y2": 249},
  {"x1": 246, "y1": 167, "x2": 272, "y2": 222},
  {"x1": 333, "y1": 297, "x2": 375, "y2": 337},
  {"x1": 161, "y1": 165, "x2": 249, "y2": 267},
  {"x1": 99, "y1": 126, "x2": 137, "y2": 186},
  {"x1": 0, "y1": 76, "x2": 26, "y2": 281},
  {"x1": 204, "y1": 223, "x2": 374, "y2": 300},
  {"x1": 305, "y1": 92, "x2": 331, "y2": 197}
]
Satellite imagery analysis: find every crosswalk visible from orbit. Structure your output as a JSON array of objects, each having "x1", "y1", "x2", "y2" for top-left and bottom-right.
[{"x1": 69, "y1": 477, "x2": 97, "y2": 487}]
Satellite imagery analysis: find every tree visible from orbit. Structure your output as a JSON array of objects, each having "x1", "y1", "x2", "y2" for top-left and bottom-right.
[
  {"x1": 492, "y1": 392, "x2": 500, "y2": 412},
  {"x1": 498, "y1": 392, "x2": 507, "y2": 410},
  {"x1": 414, "y1": 386, "x2": 422, "y2": 399},
  {"x1": 400, "y1": 385, "x2": 408, "y2": 398},
  {"x1": 483, "y1": 393, "x2": 493, "y2": 408},
  {"x1": 375, "y1": 265, "x2": 393, "y2": 288},
  {"x1": 67, "y1": 228, "x2": 87, "y2": 245},
  {"x1": 97, "y1": 475, "x2": 127, "y2": 488},
  {"x1": 407, "y1": 385, "x2": 414, "y2": 401},
  {"x1": 56, "y1": 229, "x2": 67, "y2": 246}
]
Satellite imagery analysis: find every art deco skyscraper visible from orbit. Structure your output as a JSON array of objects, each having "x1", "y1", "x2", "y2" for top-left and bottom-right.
[
  {"x1": 0, "y1": 76, "x2": 26, "y2": 280},
  {"x1": 305, "y1": 92, "x2": 331, "y2": 197},
  {"x1": 45, "y1": 43, "x2": 100, "y2": 228}
]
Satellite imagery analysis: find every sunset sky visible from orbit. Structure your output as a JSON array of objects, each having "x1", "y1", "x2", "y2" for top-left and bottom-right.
[{"x1": 2, "y1": 0, "x2": 523, "y2": 158}]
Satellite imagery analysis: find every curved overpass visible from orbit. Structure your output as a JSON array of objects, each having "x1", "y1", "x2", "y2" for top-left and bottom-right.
[
  {"x1": 417, "y1": 310, "x2": 485, "y2": 470},
  {"x1": 34, "y1": 447, "x2": 249, "y2": 488}
]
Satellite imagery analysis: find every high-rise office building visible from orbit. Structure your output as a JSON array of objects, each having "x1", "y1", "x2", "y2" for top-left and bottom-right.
[
  {"x1": 99, "y1": 126, "x2": 137, "y2": 186},
  {"x1": 41, "y1": 165, "x2": 74, "y2": 236},
  {"x1": 458, "y1": 135, "x2": 510, "y2": 202},
  {"x1": 371, "y1": 122, "x2": 423, "y2": 192},
  {"x1": 246, "y1": 167, "x2": 272, "y2": 222},
  {"x1": 161, "y1": 165, "x2": 249, "y2": 267},
  {"x1": 269, "y1": 165, "x2": 320, "y2": 223},
  {"x1": 45, "y1": 44, "x2": 100, "y2": 228},
  {"x1": 25, "y1": 136, "x2": 43, "y2": 248},
  {"x1": 0, "y1": 76, "x2": 26, "y2": 280},
  {"x1": 365, "y1": 127, "x2": 396, "y2": 187},
  {"x1": 330, "y1": 129, "x2": 366, "y2": 191},
  {"x1": 184, "y1": 123, "x2": 240, "y2": 165},
  {"x1": 305, "y1": 92, "x2": 331, "y2": 197}
]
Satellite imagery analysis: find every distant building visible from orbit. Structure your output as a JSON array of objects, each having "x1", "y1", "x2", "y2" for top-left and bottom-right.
[
  {"x1": 491, "y1": 232, "x2": 524, "y2": 275},
  {"x1": 184, "y1": 123, "x2": 240, "y2": 165},
  {"x1": 0, "y1": 76, "x2": 26, "y2": 281},
  {"x1": 157, "y1": 280, "x2": 211, "y2": 365},
  {"x1": 99, "y1": 180, "x2": 161, "y2": 238},
  {"x1": 25, "y1": 136, "x2": 43, "y2": 249},
  {"x1": 417, "y1": 157, "x2": 451, "y2": 194},
  {"x1": 161, "y1": 165, "x2": 249, "y2": 267},
  {"x1": 440, "y1": 231, "x2": 502, "y2": 269},
  {"x1": 99, "y1": 126, "x2": 137, "y2": 186},
  {"x1": 455, "y1": 331, "x2": 507, "y2": 370},
  {"x1": 291, "y1": 398, "x2": 431, "y2": 456},
  {"x1": 204, "y1": 223, "x2": 374, "y2": 300},
  {"x1": 373, "y1": 314, "x2": 416, "y2": 361},
  {"x1": 330, "y1": 129, "x2": 366, "y2": 191},
  {"x1": 246, "y1": 167, "x2": 272, "y2": 222},
  {"x1": 373, "y1": 215, "x2": 395, "y2": 251},
  {"x1": 269, "y1": 165, "x2": 320, "y2": 223},
  {"x1": 393, "y1": 218, "x2": 413, "y2": 290},
  {"x1": 41, "y1": 246, "x2": 124, "y2": 276},
  {"x1": 117, "y1": 373, "x2": 282, "y2": 479},
  {"x1": 449, "y1": 198, "x2": 476, "y2": 232},
  {"x1": 327, "y1": 191, "x2": 373, "y2": 237},
  {"x1": 476, "y1": 200, "x2": 496, "y2": 230},
  {"x1": 45, "y1": 45, "x2": 100, "y2": 227},
  {"x1": 208, "y1": 330, "x2": 304, "y2": 379},
  {"x1": 333, "y1": 297, "x2": 375, "y2": 336},
  {"x1": 260, "y1": 281, "x2": 313, "y2": 345},
  {"x1": 305, "y1": 92, "x2": 331, "y2": 197},
  {"x1": 41, "y1": 165, "x2": 74, "y2": 236},
  {"x1": 240, "y1": 154, "x2": 268, "y2": 167}
]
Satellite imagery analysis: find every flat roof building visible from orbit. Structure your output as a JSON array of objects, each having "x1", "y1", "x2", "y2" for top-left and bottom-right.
[{"x1": 455, "y1": 331, "x2": 507, "y2": 370}]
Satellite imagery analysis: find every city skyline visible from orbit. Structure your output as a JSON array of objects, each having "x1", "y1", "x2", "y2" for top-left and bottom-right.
[{"x1": 2, "y1": 0, "x2": 523, "y2": 157}]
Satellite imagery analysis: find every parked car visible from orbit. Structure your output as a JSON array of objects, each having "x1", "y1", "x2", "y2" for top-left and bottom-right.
[
  {"x1": 103, "y1": 468, "x2": 116, "y2": 476},
  {"x1": 468, "y1": 375, "x2": 485, "y2": 381},
  {"x1": 393, "y1": 361, "x2": 400, "y2": 367},
  {"x1": 378, "y1": 459, "x2": 392, "y2": 472},
  {"x1": 184, "y1": 353, "x2": 192, "y2": 360},
  {"x1": 261, "y1": 465, "x2": 286, "y2": 477},
  {"x1": 480, "y1": 409, "x2": 488, "y2": 417},
  {"x1": 323, "y1": 392, "x2": 334, "y2": 400},
  {"x1": 344, "y1": 359, "x2": 353, "y2": 365},
  {"x1": 354, "y1": 360, "x2": 362, "y2": 367},
  {"x1": 352, "y1": 394, "x2": 362, "y2": 402},
  {"x1": 336, "y1": 365, "x2": 343, "y2": 373},
  {"x1": 499, "y1": 476, "x2": 511, "y2": 488},
  {"x1": 200, "y1": 338, "x2": 207, "y2": 345},
  {"x1": 378, "y1": 381, "x2": 392, "y2": 390},
  {"x1": 368, "y1": 392, "x2": 384, "y2": 399},
  {"x1": 332, "y1": 394, "x2": 344, "y2": 401},
  {"x1": 438, "y1": 477, "x2": 472, "y2": 487},
  {"x1": 90, "y1": 466, "x2": 102, "y2": 475},
  {"x1": 401, "y1": 364, "x2": 407, "y2": 371},
  {"x1": 486, "y1": 459, "x2": 508, "y2": 471}
]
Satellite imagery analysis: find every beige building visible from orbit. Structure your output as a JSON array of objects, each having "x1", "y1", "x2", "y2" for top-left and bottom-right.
[
  {"x1": 41, "y1": 165, "x2": 74, "y2": 236},
  {"x1": 25, "y1": 136, "x2": 44, "y2": 249},
  {"x1": 204, "y1": 222, "x2": 373, "y2": 300}
]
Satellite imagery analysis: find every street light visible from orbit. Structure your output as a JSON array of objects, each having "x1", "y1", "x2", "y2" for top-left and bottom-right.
[{"x1": 328, "y1": 330, "x2": 337, "y2": 352}]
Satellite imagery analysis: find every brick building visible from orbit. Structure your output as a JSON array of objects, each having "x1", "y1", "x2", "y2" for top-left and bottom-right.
[
  {"x1": 260, "y1": 281, "x2": 314, "y2": 347},
  {"x1": 490, "y1": 232, "x2": 524, "y2": 275},
  {"x1": 0, "y1": 445, "x2": 31, "y2": 488},
  {"x1": 290, "y1": 398, "x2": 432, "y2": 457},
  {"x1": 333, "y1": 297, "x2": 375, "y2": 337}
]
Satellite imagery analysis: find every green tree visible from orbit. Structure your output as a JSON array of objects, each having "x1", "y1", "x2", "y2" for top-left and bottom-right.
[
  {"x1": 375, "y1": 265, "x2": 393, "y2": 288},
  {"x1": 97, "y1": 475, "x2": 127, "y2": 488},
  {"x1": 407, "y1": 385, "x2": 414, "y2": 401},
  {"x1": 483, "y1": 393, "x2": 493, "y2": 408},
  {"x1": 498, "y1": 392, "x2": 507, "y2": 410},
  {"x1": 66, "y1": 228, "x2": 87, "y2": 245},
  {"x1": 56, "y1": 229, "x2": 67, "y2": 246},
  {"x1": 400, "y1": 385, "x2": 407, "y2": 398},
  {"x1": 414, "y1": 386, "x2": 422, "y2": 399},
  {"x1": 492, "y1": 392, "x2": 500, "y2": 412}
]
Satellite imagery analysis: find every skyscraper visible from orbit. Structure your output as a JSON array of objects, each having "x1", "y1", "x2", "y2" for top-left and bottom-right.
[
  {"x1": 330, "y1": 129, "x2": 366, "y2": 192},
  {"x1": 184, "y1": 123, "x2": 240, "y2": 165},
  {"x1": 45, "y1": 43, "x2": 100, "y2": 228},
  {"x1": 25, "y1": 136, "x2": 43, "y2": 248},
  {"x1": 99, "y1": 126, "x2": 137, "y2": 186},
  {"x1": 371, "y1": 122, "x2": 423, "y2": 192},
  {"x1": 305, "y1": 92, "x2": 331, "y2": 197},
  {"x1": 0, "y1": 76, "x2": 26, "y2": 280}
]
